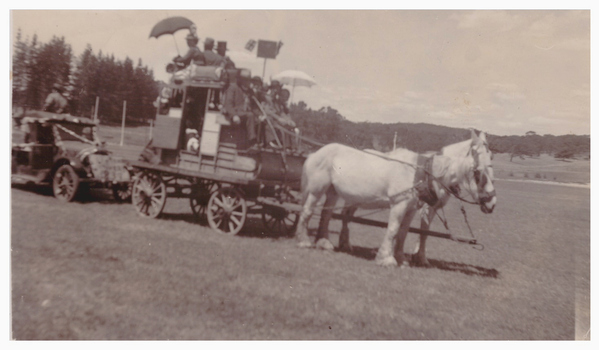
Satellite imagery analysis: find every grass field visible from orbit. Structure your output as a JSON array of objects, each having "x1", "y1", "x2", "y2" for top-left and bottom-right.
[{"x1": 10, "y1": 179, "x2": 590, "y2": 340}]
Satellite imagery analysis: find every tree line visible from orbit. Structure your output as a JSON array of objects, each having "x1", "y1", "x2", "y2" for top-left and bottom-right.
[
  {"x1": 11, "y1": 30, "x2": 589, "y2": 158},
  {"x1": 12, "y1": 29, "x2": 159, "y2": 125},
  {"x1": 289, "y1": 102, "x2": 590, "y2": 159}
]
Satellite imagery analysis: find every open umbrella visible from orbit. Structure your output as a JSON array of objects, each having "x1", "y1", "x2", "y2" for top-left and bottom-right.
[
  {"x1": 272, "y1": 70, "x2": 317, "y2": 103},
  {"x1": 149, "y1": 16, "x2": 195, "y2": 55},
  {"x1": 149, "y1": 16, "x2": 195, "y2": 38}
]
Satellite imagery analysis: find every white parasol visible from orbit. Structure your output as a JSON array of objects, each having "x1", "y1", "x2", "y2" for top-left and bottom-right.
[{"x1": 272, "y1": 70, "x2": 317, "y2": 103}]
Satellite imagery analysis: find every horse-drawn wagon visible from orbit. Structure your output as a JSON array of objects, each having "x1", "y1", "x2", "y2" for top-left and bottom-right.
[
  {"x1": 129, "y1": 65, "x2": 312, "y2": 236},
  {"x1": 131, "y1": 17, "x2": 497, "y2": 264}
]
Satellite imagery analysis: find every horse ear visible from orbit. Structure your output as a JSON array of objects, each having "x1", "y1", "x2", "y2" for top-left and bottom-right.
[{"x1": 479, "y1": 131, "x2": 488, "y2": 142}]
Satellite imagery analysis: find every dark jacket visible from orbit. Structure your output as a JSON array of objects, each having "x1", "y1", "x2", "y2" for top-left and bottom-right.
[
  {"x1": 203, "y1": 50, "x2": 225, "y2": 66},
  {"x1": 174, "y1": 46, "x2": 205, "y2": 67}
]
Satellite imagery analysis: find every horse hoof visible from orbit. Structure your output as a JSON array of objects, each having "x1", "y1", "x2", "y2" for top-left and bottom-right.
[
  {"x1": 315, "y1": 239, "x2": 335, "y2": 251},
  {"x1": 399, "y1": 260, "x2": 410, "y2": 269},
  {"x1": 376, "y1": 256, "x2": 398, "y2": 268},
  {"x1": 297, "y1": 241, "x2": 313, "y2": 249}
]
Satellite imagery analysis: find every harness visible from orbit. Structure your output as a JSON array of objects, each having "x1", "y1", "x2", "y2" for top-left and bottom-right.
[{"x1": 413, "y1": 154, "x2": 439, "y2": 206}]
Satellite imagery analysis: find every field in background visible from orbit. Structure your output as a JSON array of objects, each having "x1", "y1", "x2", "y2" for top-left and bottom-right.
[
  {"x1": 10, "y1": 179, "x2": 590, "y2": 340},
  {"x1": 98, "y1": 125, "x2": 592, "y2": 185}
]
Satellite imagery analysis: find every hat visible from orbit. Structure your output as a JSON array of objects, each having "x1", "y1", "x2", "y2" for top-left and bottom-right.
[
  {"x1": 186, "y1": 34, "x2": 199, "y2": 43},
  {"x1": 205, "y1": 37, "x2": 215, "y2": 45},
  {"x1": 52, "y1": 83, "x2": 63, "y2": 92}
]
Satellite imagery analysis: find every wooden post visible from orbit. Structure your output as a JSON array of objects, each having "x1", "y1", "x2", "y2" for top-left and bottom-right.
[
  {"x1": 120, "y1": 100, "x2": 127, "y2": 146},
  {"x1": 262, "y1": 58, "x2": 267, "y2": 80},
  {"x1": 149, "y1": 119, "x2": 154, "y2": 140},
  {"x1": 94, "y1": 96, "x2": 100, "y2": 123},
  {"x1": 393, "y1": 132, "x2": 398, "y2": 151}
]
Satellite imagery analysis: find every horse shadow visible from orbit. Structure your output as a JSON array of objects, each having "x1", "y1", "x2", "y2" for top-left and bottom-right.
[{"x1": 342, "y1": 245, "x2": 500, "y2": 279}]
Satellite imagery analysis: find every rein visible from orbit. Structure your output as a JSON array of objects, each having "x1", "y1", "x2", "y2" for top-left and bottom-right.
[{"x1": 360, "y1": 149, "x2": 482, "y2": 206}]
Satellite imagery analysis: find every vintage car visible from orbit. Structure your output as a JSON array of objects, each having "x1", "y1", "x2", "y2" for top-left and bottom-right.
[{"x1": 11, "y1": 111, "x2": 132, "y2": 202}]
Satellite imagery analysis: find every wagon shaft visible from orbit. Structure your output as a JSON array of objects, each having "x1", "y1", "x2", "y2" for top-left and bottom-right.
[{"x1": 330, "y1": 212, "x2": 478, "y2": 245}]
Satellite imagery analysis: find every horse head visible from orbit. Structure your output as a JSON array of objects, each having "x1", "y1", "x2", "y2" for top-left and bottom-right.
[
  {"x1": 466, "y1": 130, "x2": 496, "y2": 213},
  {"x1": 441, "y1": 130, "x2": 497, "y2": 213}
]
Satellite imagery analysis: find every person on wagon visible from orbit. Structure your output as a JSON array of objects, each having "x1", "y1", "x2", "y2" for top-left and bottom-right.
[
  {"x1": 173, "y1": 34, "x2": 205, "y2": 68},
  {"x1": 43, "y1": 83, "x2": 69, "y2": 114},
  {"x1": 202, "y1": 37, "x2": 225, "y2": 67},
  {"x1": 223, "y1": 71, "x2": 257, "y2": 144}
]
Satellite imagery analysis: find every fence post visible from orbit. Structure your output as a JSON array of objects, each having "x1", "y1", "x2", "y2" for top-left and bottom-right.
[
  {"x1": 120, "y1": 100, "x2": 127, "y2": 146},
  {"x1": 94, "y1": 96, "x2": 100, "y2": 123},
  {"x1": 149, "y1": 119, "x2": 154, "y2": 141}
]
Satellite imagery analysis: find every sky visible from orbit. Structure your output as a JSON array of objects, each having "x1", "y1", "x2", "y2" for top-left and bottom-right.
[{"x1": 9, "y1": 8, "x2": 592, "y2": 136}]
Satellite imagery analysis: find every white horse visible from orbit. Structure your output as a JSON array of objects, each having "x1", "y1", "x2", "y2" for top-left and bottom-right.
[{"x1": 295, "y1": 130, "x2": 496, "y2": 267}]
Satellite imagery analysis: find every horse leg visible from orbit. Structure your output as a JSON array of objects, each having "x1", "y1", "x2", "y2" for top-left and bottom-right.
[
  {"x1": 413, "y1": 206, "x2": 436, "y2": 267},
  {"x1": 338, "y1": 206, "x2": 357, "y2": 252},
  {"x1": 394, "y1": 205, "x2": 419, "y2": 268},
  {"x1": 315, "y1": 187, "x2": 338, "y2": 251},
  {"x1": 296, "y1": 192, "x2": 323, "y2": 248},
  {"x1": 375, "y1": 201, "x2": 411, "y2": 267}
]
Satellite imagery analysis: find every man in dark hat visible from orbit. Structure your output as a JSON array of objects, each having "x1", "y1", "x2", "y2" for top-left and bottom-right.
[
  {"x1": 203, "y1": 37, "x2": 225, "y2": 66},
  {"x1": 223, "y1": 70, "x2": 257, "y2": 145},
  {"x1": 43, "y1": 83, "x2": 68, "y2": 114},
  {"x1": 174, "y1": 34, "x2": 205, "y2": 68}
]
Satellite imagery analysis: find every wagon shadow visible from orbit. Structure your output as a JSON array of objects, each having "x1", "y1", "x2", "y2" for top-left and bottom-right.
[
  {"x1": 159, "y1": 212, "x2": 205, "y2": 225},
  {"x1": 343, "y1": 245, "x2": 500, "y2": 278}
]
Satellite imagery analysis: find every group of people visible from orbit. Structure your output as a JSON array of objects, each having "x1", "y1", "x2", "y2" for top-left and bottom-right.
[
  {"x1": 221, "y1": 71, "x2": 297, "y2": 150},
  {"x1": 173, "y1": 28, "x2": 235, "y2": 72}
]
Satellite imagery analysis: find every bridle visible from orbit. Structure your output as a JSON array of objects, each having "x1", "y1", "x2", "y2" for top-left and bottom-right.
[{"x1": 468, "y1": 141, "x2": 496, "y2": 205}]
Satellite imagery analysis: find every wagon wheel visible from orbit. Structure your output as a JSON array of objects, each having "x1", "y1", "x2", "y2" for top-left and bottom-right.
[
  {"x1": 262, "y1": 205, "x2": 299, "y2": 237},
  {"x1": 113, "y1": 182, "x2": 132, "y2": 203},
  {"x1": 190, "y1": 181, "x2": 220, "y2": 218},
  {"x1": 53, "y1": 164, "x2": 80, "y2": 202},
  {"x1": 132, "y1": 172, "x2": 167, "y2": 218},
  {"x1": 207, "y1": 187, "x2": 247, "y2": 235}
]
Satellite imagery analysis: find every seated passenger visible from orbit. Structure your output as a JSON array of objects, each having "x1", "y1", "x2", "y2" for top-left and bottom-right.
[
  {"x1": 203, "y1": 37, "x2": 225, "y2": 67},
  {"x1": 43, "y1": 83, "x2": 69, "y2": 114},
  {"x1": 173, "y1": 34, "x2": 205, "y2": 69},
  {"x1": 186, "y1": 129, "x2": 200, "y2": 154}
]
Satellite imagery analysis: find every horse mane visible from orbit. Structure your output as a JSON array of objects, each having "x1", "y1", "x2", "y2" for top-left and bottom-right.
[{"x1": 441, "y1": 139, "x2": 472, "y2": 158}]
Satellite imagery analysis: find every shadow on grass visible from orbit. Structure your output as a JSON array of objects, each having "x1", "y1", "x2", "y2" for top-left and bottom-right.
[
  {"x1": 156, "y1": 213, "x2": 294, "y2": 240},
  {"x1": 342, "y1": 245, "x2": 500, "y2": 278},
  {"x1": 11, "y1": 183, "x2": 54, "y2": 197}
]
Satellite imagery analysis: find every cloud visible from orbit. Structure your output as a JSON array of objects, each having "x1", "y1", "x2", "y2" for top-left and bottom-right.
[{"x1": 452, "y1": 11, "x2": 524, "y2": 32}]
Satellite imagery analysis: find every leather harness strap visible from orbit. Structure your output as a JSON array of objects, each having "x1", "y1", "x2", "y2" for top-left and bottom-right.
[{"x1": 414, "y1": 154, "x2": 439, "y2": 206}]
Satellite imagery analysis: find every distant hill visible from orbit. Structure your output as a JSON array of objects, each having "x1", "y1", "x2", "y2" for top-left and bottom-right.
[{"x1": 289, "y1": 102, "x2": 590, "y2": 159}]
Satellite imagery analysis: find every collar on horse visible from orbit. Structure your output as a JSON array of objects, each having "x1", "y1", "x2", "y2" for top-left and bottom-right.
[{"x1": 414, "y1": 154, "x2": 439, "y2": 206}]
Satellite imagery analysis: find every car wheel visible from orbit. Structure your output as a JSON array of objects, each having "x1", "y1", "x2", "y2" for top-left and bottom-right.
[{"x1": 52, "y1": 164, "x2": 80, "y2": 202}]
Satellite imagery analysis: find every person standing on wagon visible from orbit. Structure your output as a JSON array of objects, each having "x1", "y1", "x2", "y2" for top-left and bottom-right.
[
  {"x1": 43, "y1": 83, "x2": 68, "y2": 114},
  {"x1": 223, "y1": 71, "x2": 257, "y2": 146}
]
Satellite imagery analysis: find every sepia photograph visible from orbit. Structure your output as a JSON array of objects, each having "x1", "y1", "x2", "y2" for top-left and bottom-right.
[{"x1": 8, "y1": 7, "x2": 591, "y2": 341}]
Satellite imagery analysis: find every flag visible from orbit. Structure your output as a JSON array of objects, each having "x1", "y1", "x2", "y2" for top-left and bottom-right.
[{"x1": 245, "y1": 39, "x2": 256, "y2": 52}]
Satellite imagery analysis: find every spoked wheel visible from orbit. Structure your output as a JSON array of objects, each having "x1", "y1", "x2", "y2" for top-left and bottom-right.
[
  {"x1": 190, "y1": 181, "x2": 220, "y2": 218},
  {"x1": 262, "y1": 205, "x2": 299, "y2": 237},
  {"x1": 113, "y1": 182, "x2": 132, "y2": 203},
  {"x1": 132, "y1": 171, "x2": 167, "y2": 218},
  {"x1": 53, "y1": 164, "x2": 80, "y2": 202},
  {"x1": 207, "y1": 187, "x2": 247, "y2": 235}
]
